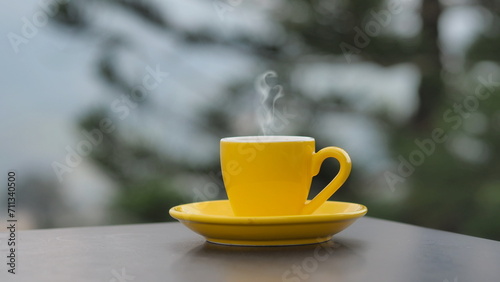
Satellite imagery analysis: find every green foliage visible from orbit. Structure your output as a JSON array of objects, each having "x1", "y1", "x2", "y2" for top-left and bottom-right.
[
  {"x1": 113, "y1": 179, "x2": 184, "y2": 223},
  {"x1": 46, "y1": 0, "x2": 500, "y2": 240},
  {"x1": 78, "y1": 109, "x2": 186, "y2": 224}
]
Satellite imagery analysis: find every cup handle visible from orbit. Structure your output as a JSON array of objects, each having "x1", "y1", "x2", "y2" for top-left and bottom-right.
[{"x1": 301, "y1": 147, "x2": 352, "y2": 215}]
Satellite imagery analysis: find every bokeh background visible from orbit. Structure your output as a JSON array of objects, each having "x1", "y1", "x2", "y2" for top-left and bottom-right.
[{"x1": 1, "y1": 0, "x2": 500, "y2": 240}]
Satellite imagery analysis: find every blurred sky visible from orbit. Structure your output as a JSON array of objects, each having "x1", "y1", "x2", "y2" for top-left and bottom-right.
[{"x1": 0, "y1": 0, "x2": 488, "y2": 226}]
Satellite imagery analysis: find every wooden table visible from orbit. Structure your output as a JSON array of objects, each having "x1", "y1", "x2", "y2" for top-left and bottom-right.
[{"x1": 1, "y1": 217, "x2": 499, "y2": 281}]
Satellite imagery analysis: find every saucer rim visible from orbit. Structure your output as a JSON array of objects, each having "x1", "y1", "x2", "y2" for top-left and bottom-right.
[{"x1": 169, "y1": 200, "x2": 367, "y2": 225}]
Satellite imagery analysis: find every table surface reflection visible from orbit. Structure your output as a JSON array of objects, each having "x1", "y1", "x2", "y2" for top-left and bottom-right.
[{"x1": 1, "y1": 217, "x2": 499, "y2": 282}]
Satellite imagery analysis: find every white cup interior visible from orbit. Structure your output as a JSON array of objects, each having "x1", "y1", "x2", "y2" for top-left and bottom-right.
[{"x1": 221, "y1": 136, "x2": 314, "y2": 142}]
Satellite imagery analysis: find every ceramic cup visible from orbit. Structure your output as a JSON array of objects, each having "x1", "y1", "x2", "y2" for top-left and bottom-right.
[{"x1": 220, "y1": 136, "x2": 351, "y2": 216}]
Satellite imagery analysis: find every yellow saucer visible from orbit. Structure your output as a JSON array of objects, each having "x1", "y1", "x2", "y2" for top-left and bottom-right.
[{"x1": 169, "y1": 200, "x2": 367, "y2": 246}]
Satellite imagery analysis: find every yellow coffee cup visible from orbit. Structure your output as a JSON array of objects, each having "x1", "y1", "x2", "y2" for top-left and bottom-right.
[{"x1": 220, "y1": 136, "x2": 351, "y2": 216}]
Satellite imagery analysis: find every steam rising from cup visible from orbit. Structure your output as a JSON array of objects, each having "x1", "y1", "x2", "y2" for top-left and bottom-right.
[{"x1": 254, "y1": 71, "x2": 284, "y2": 135}]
